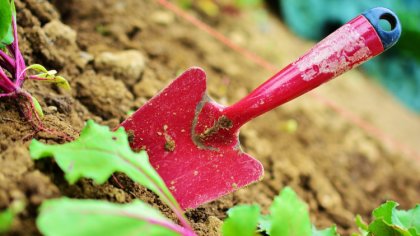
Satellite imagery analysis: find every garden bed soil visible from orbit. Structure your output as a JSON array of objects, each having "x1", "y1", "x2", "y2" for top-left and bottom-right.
[{"x1": 1, "y1": 1, "x2": 419, "y2": 235}]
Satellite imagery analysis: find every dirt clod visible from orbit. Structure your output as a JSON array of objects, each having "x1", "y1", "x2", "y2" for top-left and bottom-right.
[
  {"x1": 94, "y1": 50, "x2": 146, "y2": 87},
  {"x1": 75, "y1": 71, "x2": 134, "y2": 119}
]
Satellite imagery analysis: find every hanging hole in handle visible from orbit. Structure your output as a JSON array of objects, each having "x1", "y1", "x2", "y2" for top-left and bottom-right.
[
  {"x1": 379, "y1": 13, "x2": 397, "y2": 32},
  {"x1": 362, "y1": 7, "x2": 401, "y2": 50}
]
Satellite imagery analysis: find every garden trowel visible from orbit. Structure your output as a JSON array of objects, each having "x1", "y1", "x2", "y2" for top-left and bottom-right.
[{"x1": 120, "y1": 7, "x2": 401, "y2": 209}]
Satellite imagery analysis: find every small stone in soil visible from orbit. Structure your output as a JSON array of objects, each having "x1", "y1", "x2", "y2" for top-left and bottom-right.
[{"x1": 94, "y1": 50, "x2": 146, "y2": 84}]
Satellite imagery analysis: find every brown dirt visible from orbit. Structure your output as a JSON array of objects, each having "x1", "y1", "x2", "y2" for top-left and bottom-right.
[{"x1": 0, "y1": 1, "x2": 419, "y2": 236}]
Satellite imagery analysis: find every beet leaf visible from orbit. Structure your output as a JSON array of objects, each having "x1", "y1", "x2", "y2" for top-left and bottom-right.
[
  {"x1": 0, "y1": 0, "x2": 12, "y2": 45},
  {"x1": 37, "y1": 198, "x2": 188, "y2": 236},
  {"x1": 222, "y1": 205, "x2": 260, "y2": 236},
  {"x1": 0, "y1": 208, "x2": 14, "y2": 234},
  {"x1": 223, "y1": 187, "x2": 339, "y2": 236},
  {"x1": 269, "y1": 187, "x2": 312, "y2": 235},
  {"x1": 312, "y1": 225, "x2": 340, "y2": 236},
  {"x1": 356, "y1": 201, "x2": 420, "y2": 236}
]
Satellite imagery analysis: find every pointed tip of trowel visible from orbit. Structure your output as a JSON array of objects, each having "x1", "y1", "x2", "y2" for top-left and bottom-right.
[{"x1": 182, "y1": 66, "x2": 207, "y2": 81}]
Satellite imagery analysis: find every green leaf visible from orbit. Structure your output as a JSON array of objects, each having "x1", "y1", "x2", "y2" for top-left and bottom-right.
[
  {"x1": 354, "y1": 215, "x2": 369, "y2": 236},
  {"x1": 26, "y1": 64, "x2": 49, "y2": 73},
  {"x1": 37, "y1": 198, "x2": 181, "y2": 236},
  {"x1": 257, "y1": 214, "x2": 271, "y2": 233},
  {"x1": 31, "y1": 96, "x2": 44, "y2": 118},
  {"x1": 368, "y1": 218, "x2": 410, "y2": 236},
  {"x1": 222, "y1": 205, "x2": 260, "y2": 236},
  {"x1": 0, "y1": 0, "x2": 12, "y2": 43},
  {"x1": 26, "y1": 64, "x2": 71, "y2": 90},
  {"x1": 372, "y1": 201, "x2": 397, "y2": 224},
  {"x1": 0, "y1": 24, "x2": 13, "y2": 47},
  {"x1": 52, "y1": 76, "x2": 71, "y2": 90},
  {"x1": 394, "y1": 204, "x2": 420, "y2": 235},
  {"x1": 366, "y1": 201, "x2": 420, "y2": 236},
  {"x1": 29, "y1": 120, "x2": 179, "y2": 210},
  {"x1": 269, "y1": 187, "x2": 312, "y2": 236},
  {"x1": 36, "y1": 74, "x2": 71, "y2": 90},
  {"x1": 0, "y1": 200, "x2": 25, "y2": 234},
  {"x1": 355, "y1": 215, "x2": 369, "y2": 231},
  {"x1": 0, "y1": 0, "x2": 15, "y2": 47},
  {"x1": 312, "y1": 225, "x2": 340, "y2": 236},
  {"x1": 0, "y1": 208, "x2": 14, "y2": 233},
  {"x1": 10, "y1": 0, "x2": 15, "y2": 16},
  {"x1": 255, "y1": 187, "x2": 339, "y2": 236}
]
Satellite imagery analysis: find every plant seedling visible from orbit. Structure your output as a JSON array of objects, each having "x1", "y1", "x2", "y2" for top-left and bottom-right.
[
  {"x1": 223, "y1": 187, "x2": 340, "y2": 236},
  {"x1": 0, "y1": 0, "x2": 69, "y2": 130},
  {"x1": 355, "y1": 201, "x2": 420, "y2": 236}
]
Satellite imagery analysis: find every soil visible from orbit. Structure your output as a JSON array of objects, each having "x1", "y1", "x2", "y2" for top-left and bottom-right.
[{"x1": 1, "y1": 1, "x2": 419, "y2": 236}]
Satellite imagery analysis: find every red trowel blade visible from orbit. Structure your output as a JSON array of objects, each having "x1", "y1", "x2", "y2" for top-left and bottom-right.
[{"x1": 120, "y1": 68, "x2": 263, "y2": 209}]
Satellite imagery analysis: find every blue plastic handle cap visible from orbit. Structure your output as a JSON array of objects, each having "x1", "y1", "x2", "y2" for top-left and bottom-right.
[{"x1": 363, "y1": 7, "x2": 402, "y2": 51}]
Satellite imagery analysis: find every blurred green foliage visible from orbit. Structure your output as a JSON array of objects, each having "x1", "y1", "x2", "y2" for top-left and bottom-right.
[{"x1": 279, "y1": 0, "x2": 420, "y2": 112}]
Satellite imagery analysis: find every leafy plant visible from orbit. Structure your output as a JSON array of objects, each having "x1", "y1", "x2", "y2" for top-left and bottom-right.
[
  {"x1": 223, "y1": 187, "x2": 339, "y2": 236},
  {"x1": 224, "y1": 188, "x2": 419, "y2": 236},
  {"x1": 0, "y1": 0, "x2": 70, "y2": 130},
  {"x1": 355, "y1": 201, "x2": 420, "y2": 236},
  {"x1": 222, "y1": 205, "x2": 260, "y2": 236},
  {"x1": 30, "y1": 120, "x2": 195, "y2": 236}
]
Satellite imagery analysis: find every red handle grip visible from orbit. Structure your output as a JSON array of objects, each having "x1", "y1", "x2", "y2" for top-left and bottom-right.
[{"x1": 222, "y1": 14, "x2": 389, "y2": 129}]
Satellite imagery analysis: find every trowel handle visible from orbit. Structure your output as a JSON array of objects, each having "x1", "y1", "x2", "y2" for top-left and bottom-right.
[{"x1": 223, "y1": 7, "x2": 401, "y2": 129}]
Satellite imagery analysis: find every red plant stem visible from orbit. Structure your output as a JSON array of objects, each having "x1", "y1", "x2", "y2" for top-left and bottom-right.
[
  {"x1": 143, "y1": 218, "x2": 195, "y2": 235},
  {"x1": 111, "y1": 175, "x2": 126, "y2": 189},
  {"x1": 21, "y1": 90, "x2": 44, "y2": 121},
  {"x1": 10, "y1": 18, "x2": 19, "y2": 56},
  {"x1": 140, "y1": 172, "x2": 193, "y2": 232},
  {"x1": 161, "y1": 194, "x2": 192, "y2": 233},
  {"x1": 8, "y1": 18, "x2": 26, "y2": 88},
  {"x1": 28, "y1": 75, "x2": 48, "y2": 81},
  {"x1": 22, "y1": 93, "x2": 34, "y2": 121},
  {"x1": 15, "y1": 52, "x2": 25, "y2": 86},
  {"x1": 0, "y1": 78, "x2": 11, "y2": 92},
  {"x1": 0, "y1": 58, "x2": 14, "y2": 74},
  {"x1": 0, "y1": 82, "x2": 11, "y2": 93},
  {"x1": 128, "y1": 213, "x2": 195, "y2": 236},
  {"x1": 83, "y1": 209, "x2": 196, "y2": 236},
  {"x1": 0, "y1": 67, "x2": 16, "y2": 92},
  {"x1": 0, "y1": 50, "x2": 15, "y2": 68},
  {"x1": 147, "y1": 218, "x2": 196, "y2": 236},
  {"x1": 6, "y1": 45, "x2": 15, "y2": 58},
  {"x1": 0, "y1": 91, "x2": 15, "y2": 98}
]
